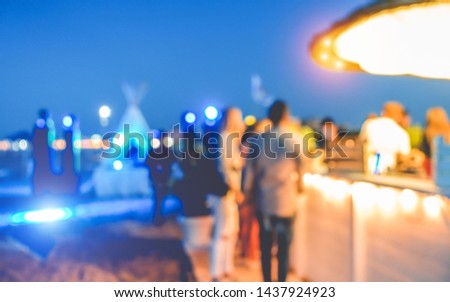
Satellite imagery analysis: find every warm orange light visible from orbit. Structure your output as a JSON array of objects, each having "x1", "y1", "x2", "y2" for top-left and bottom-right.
[
  {"x1": 0, "y1": 140, "x2": 11, "y2": 151},
  {"x1": 52, "y1": 139, "x2": 66, "y2": 150},
  {"x1": 335, "y1": 61, "x2": 344, "y2": 69},
  {"x1": 423, "y1": 196, "x2": 442, "y2": 218},
  {"x1": 335, "y1": 4, "x2": 450, "y2": 79},
  {"x1": 303, "y1": 173, "x2": 313, "y2": 187},
  {"x1": 377, "y1": 188, "x2": 398, "y2": 215},
  {"x1": 351, "y1": 182, "x2": 377, "y2": 211},
  {"x1": 399, "y1": 189, "x2": 419, "y2": 213},
  {"x1": 328, "y1": 179, "x2": 350, "y2": 202},
  {"x1": 311, "y1": 2, "x2": 450, "y2": 80},
  {"x1": 320, "y1": 53, "x2": 329, "y2": 61}
]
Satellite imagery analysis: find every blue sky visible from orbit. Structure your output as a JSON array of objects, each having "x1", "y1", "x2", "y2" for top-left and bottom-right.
[{"x1": 1, "y1": 0, "x2": 450, "y2": 137}]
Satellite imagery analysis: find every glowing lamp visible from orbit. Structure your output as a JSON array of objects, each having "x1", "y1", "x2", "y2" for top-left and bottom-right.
[
  {"x1": 351, "y1": 182, "x2": 377, "y2": 211},
  {"x1": 36, "y1": 118, "x2": 46, "y2": 128},
  {"x1": 62, "y1": 115, "x2": 73, "y2": 128},
  {"x1": 399, "y1": 189, "x2": 419, "y2": 213},
  {"x1": 303, "y1": 173, "x2": 313, "y2": 187},
  {"x1": 377, "y1": 188, "x2": 398, "y2": 215},
  {"x1": 244, "y1": 115, "x2": 257, "y2": 127},
  {"x1": 184, "y1": 112, "x2": 197, "y2": 124},
  {"x1": 11, "y1": 142, "x2": 19, "y2": 152},
  {"x1": 423, "y1": 196, "x2": 441, "y2": 218},
  {"x1": 310, "y1": 1, "x2": 450, "y2": 80},
  {"x1": 163, "y1": 136, "x2": 174, "y2": 148},
  {"x1": 205, "y1": 106, "x2": 219, "y2": 120},
  {"x1": 11, "y1": 208, "x2": 73, "y2": 224},
  {"x1": 99, "y1": 105, "x2": 111, "y2": 119},
  {"x1": 150, "y1": 138, "x2": 161, "y2": 149},
  {"x1": 329, "y1": 179, "x2": 350, "y2": 202},
  {"x1": 0, "y1": 141, "x2": 11, "y2": 151},
  {"x1": 52, "y1": 139, "x2": 66, "y2": 150},
  {"x1": 18, "y1": 139, "x2": 28, "y2": 151},
  {"x1": 113, "y1": 160, "x2": 123, "y2": 171}
]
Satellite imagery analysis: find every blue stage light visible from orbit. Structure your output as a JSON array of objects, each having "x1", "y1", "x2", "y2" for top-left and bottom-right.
[
  {"x1": 11, "y1": 208, "x2": 73, "y2": 225},
  {"x1": 204, "y1": 106, "x2": 219, "y2": 120},
  {"x1": 62, "y1": 115, "x2": 73, "y2": 128},
  {"x1": 36, "y1": 118, "x2": 46, "y2": 129},
  {"x1": 184, "y1": 112, "x2": 196, "y2": 124}
]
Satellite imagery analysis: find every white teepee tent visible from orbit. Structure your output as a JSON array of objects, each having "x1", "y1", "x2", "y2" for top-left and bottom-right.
[
  {"x1": 116, "y1": 82, "x2": 151, "y2": 156},
  {"x1": 118, "y1": 82, "x2": 151, "y2": 135},
  {"x1": 93, "y1": 82, "x2": 152, "y2": 197}
]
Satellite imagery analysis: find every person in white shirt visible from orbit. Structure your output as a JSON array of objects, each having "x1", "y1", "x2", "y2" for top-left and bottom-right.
[
  {"x1": 209, "y1": 107, "x2": 245, "y2": 282},
  {"x1": 360, "y1": 101, "x2": 411, "y2": 173}
]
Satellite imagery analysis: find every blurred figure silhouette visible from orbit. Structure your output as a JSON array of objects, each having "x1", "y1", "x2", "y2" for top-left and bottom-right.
[
  {"x1": 59, "y1": 115, "x2": 79, "y2": 194},
  {"x1": 239, "y1": 119, "x2": 272, "y2": 268},
  {"x1": 32, "y1": 110, "x2": 80, "y2": 195},
  {"x1": 421, "y1": 107, "x2": 450, "y2": 176},
  {"x1": 243, "y1": 100, "x2": 302, "y2": 282},
  {"x1": 146, "y1": 131, "x2": 177, "y2": 225},
  {"x1": 172, "y1": 154, "x2": 228, "y2": 281},
  {"x1": 209, "y1": 107, "x2": 245, "y2": 281},
  {"x1": 32, "y1": 109, "x2": 55, "y2": 195},
  {"x1": 360, "y1": 101, "x2": 411, "y2": 174}
]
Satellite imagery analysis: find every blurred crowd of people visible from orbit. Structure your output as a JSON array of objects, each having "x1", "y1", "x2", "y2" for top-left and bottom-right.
[
  {"x1": 143, "y1": 99, "x2": 450, "y2": 282},
  {"x1": 360, "y1": 102, "x2": 450, "y2": 176},
  {"x1": 146, "y1": 101, "x2": 304, "y2": 281},
  {"x1": 29, "y1": 98, "x2": 450, "y2": 282}
]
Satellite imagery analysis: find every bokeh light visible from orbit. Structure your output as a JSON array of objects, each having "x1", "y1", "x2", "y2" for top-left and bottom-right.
[
  {"x1": 204, "y1": 106, "x2": 219, "y2": 120},
  {"x1": 99, "y1": 105, "x2": 111, "y2": 119}
]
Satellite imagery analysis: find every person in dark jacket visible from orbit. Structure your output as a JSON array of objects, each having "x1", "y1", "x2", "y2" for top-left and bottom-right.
[{"x1": 172, "y1": 155, "x2": 228, "y2": 250}]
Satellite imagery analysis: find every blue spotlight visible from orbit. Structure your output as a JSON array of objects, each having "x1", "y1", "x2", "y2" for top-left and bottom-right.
[
  {"x1": 62, "y1": 115, "x2": 73, "y2": 128},
  {"x1": 184, "y1": 112, "x2": 197, "y2": 124},
  {"x1": 11, "y1": 208, "x2": 73, "y2": 225},
  {"x1": 204, "y1": 106, "x2": 219, "y2": 120},
  {"x1": 36, "y1": 118, "x2": 46, "y2": 129}
]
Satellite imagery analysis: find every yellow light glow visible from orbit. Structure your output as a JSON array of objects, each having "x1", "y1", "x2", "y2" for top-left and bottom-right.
[
  {"x1": 351, "y1": 182, "x2": 377, "y2": 211},
  {"x1": 319, "y1": 176, "x2": 333, "y2": 191},
  {"x1": 311, "y1": 174, "x2": 323, "y2": 189},
  {"x1": 303, "y1": 173, "x2": 313, "y2": 187},
  {"x1": 335, "y1": 61, "x2": 344, "y2": 69},
  {"x1": 399, "y1": 189, "x2": 419, "y2": 213},
  {"x1": 327, "y1": 179, "x2": 350, "y2": 202},
  {"x1": 377, "y1": 188, "x2": 398, "y2": 215},
  {"x1": 244, "y1": 115, "x2": 257, "y2": 127},
  {"x1": 335, "y1": 3, "x2": 450, "y2": 80},
  {"x1": 423, "y1": 196, "x2": 442, "y2": 218},
  {"x1": 320, "y1": 53, "x2": 329, "y2": 61}
]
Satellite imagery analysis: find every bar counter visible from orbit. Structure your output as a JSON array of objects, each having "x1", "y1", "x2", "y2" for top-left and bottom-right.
[{"x1": 292, "y1": 172, "x2": 450, "y2": 281}]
